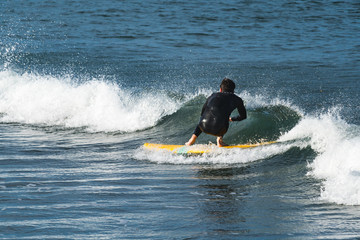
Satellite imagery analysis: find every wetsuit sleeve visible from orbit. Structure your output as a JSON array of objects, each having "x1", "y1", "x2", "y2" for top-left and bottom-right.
[{"x1": 231, "y1": 99, "x2": 247, "y2": 121}]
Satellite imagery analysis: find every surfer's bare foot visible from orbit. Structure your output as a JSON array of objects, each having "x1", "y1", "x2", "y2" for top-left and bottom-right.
[
  {"x1": 217, "y1": 137, "x2": 228, "y2": 147},
  {"x1": 185, "y1": 134, "x2": 197, "y2": 146}
]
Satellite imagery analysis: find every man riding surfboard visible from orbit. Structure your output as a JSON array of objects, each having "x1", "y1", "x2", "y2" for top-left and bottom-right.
[{"x1": 185, "y1": 78, "x2": 247, "y2": 147}]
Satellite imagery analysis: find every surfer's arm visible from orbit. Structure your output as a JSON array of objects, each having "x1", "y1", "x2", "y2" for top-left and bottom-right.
[
  {"x1": 186, "y1": 125, "x2": 202, "y2": 146},
  {"x1": 186, "y1": 126, "x2": 201, "y2": 146},
  {"x1": 230, "y1": 101, "x2": 247, "y2": 122}
]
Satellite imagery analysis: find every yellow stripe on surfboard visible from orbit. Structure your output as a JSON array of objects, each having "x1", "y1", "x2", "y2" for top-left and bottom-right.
[{"x1": 143, "y1": 141, "x2": 276, "y2": 154}]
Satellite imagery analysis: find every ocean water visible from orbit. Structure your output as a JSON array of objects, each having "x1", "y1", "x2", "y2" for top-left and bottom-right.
[{"x1": 1, "y1": 0, "x2": 360, "y2": 239}]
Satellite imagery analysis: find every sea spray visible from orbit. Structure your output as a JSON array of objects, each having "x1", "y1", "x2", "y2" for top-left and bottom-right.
[{"x1": 240, "y1": 90, "x2": 302, "y2": 114}]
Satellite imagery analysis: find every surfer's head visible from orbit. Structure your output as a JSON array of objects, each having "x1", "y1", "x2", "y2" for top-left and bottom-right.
[{"x1": 220, "y1": 78, "x2": 235, "y2": 93}]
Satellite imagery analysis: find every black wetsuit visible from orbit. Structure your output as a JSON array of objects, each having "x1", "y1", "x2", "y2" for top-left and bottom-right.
[{"x1": 193, "y1": 92, "x2": 247, "y2": 137}]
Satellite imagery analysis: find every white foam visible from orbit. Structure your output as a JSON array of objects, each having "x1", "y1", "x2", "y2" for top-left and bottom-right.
[
  {"x1": 135, "y1": 142, "x2": 295, "y2": 166},
  {"x1": 280, "y1": 109, "x2": 360, "y2": 205},
  {"x1": 0, "y1": 69, "x2": 181, "y2": 132},
  {"x1": 313, "y1": 136, "x2": 360, "y2": 205}
]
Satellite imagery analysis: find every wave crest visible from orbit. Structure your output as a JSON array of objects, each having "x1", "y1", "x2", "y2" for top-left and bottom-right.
[{"x1": 0, "y1": 69, "x2": 181, "y2": 132}]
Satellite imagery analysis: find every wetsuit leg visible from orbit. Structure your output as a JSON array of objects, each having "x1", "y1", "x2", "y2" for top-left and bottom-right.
[{"x1": 199, "y1": 118, "x2": 228, "y2": 137}]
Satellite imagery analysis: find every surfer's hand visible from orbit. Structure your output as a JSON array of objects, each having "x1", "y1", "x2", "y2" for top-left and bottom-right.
[
  {"x1": 229, "y1": 117, "x2": 232, "y2": 122},
  {"x1": 186, "y1": 134, "x2": 197, "y2": 146}
]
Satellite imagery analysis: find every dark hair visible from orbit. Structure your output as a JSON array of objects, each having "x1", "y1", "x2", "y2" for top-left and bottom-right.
[{"x1": 220, "y1": 78, "x2": 236, "y2": 93}]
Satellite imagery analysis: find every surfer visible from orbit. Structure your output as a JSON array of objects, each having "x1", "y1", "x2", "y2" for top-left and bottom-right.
[{"x1": 185, "y1": 78, "x2": 247, "y2": 147}]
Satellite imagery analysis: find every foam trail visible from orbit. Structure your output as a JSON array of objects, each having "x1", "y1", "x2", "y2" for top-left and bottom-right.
[
  {"x1": 0, "y1": 69, "x2": 181, "y2": 132},
  {"x1": 280, "y1": 109, "x2": 360, "y2": 205}
]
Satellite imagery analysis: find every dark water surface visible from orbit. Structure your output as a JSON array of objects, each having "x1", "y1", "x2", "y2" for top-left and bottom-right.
[{"x1": 1, "y1": 0, "x2": 360, "y2": 239}]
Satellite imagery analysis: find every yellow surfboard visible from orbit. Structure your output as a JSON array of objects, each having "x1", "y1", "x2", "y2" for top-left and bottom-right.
[{"x1": 143, "y1": 141, "x2": 276, "y2": 154}]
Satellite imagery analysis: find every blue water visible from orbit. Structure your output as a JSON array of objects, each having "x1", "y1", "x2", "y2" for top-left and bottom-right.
[{"x1": 1, "y1": 0, "x2": 360, "y2": 239}]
